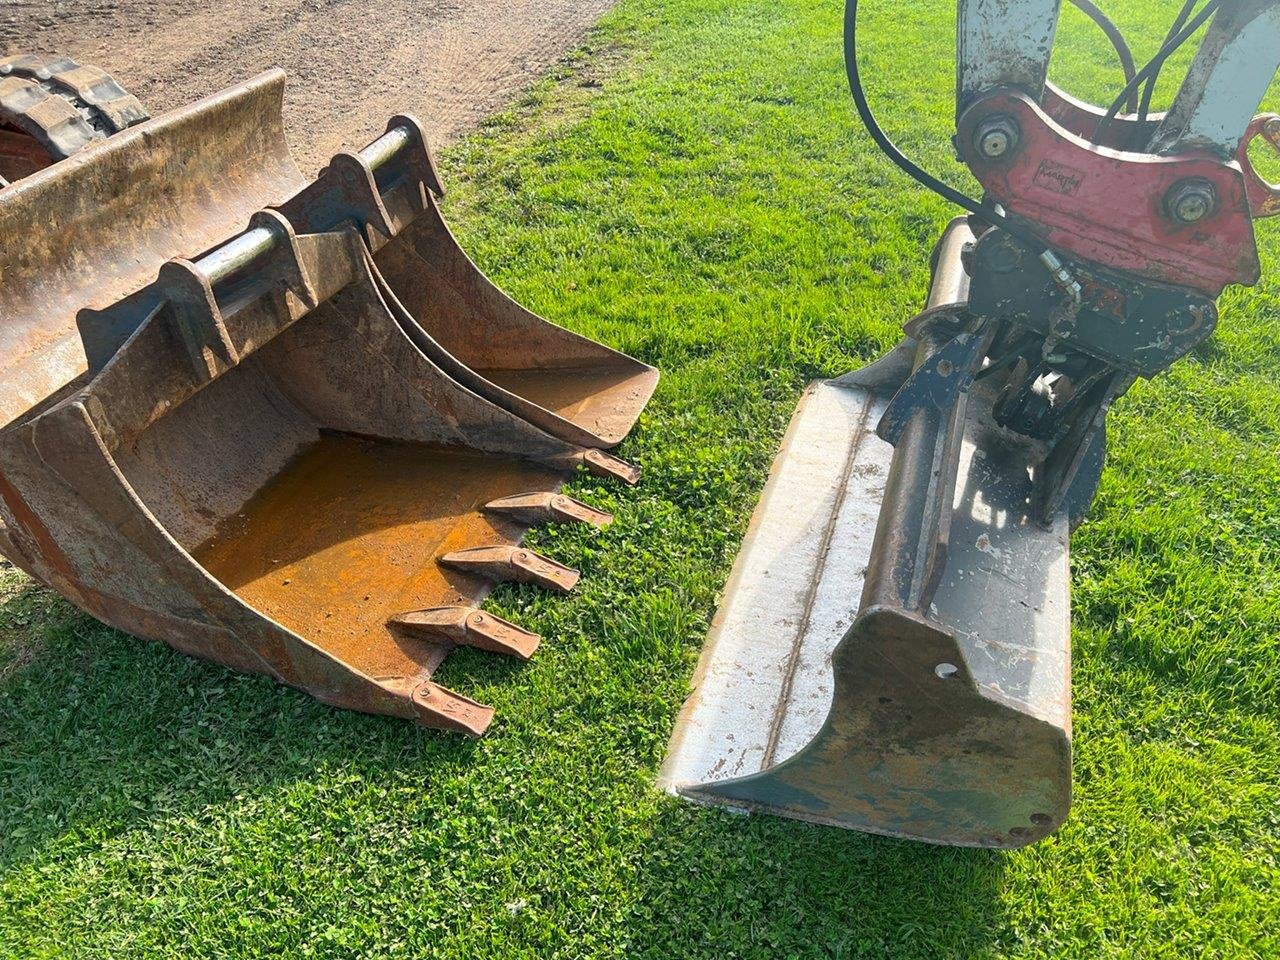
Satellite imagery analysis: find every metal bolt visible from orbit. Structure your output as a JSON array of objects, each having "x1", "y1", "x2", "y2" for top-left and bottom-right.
[
  {"x1": 973, "y1": 114, "x2": 1020, "y2": 161},
  {"x1": 1164, "y1": 178, "x2": 1217, "y2": 224}
]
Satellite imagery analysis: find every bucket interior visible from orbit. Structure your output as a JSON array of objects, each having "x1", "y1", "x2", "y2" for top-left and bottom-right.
[
  {"x1": 477, "y1": 367, "x2": 646, "y2": 425},
  {"x1": 111, "y1": 292, "x2": 564, "y2": 681},
  {"x1": 191, "y1": 435, "x2": 553, "y2": 680},
  {"x1": 372, "y1": 201, "x2": 657, "y2": 445}
]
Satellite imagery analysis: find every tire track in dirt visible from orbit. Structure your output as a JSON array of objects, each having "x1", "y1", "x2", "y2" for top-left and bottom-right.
[{"x1": 2, "y1": 0, "x2": 616, "y2": 171}]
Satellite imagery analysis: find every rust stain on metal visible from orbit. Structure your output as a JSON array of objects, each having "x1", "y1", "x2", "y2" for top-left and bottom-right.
[
  {"x1": 485, "y1": 491, "x2": 613, "y2": 527},
  {"x1": 440, "y1": 545, "x2": 581, "y2": 594},
  {"x1": 0, "y1": 71, "x2": 303, "y2": 427},
  {"x1": 371, "y1": 196, "x2": 659, "y2": 449},
  {"x1": 193, "y1": 434, "x2": 558, "y2": 681},
  {"x1": 389, "y1": 605, "x2": 541, "y2": 660}
]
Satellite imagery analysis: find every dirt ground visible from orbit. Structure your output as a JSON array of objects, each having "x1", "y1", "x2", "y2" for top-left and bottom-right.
[{"x1": 2, "y1": 0, "x2": 616, "y2": 171}]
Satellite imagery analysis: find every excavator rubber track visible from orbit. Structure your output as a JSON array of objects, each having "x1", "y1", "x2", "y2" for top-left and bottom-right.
[{"x1": 0, "y1": 53, "x2": 148, "y2": 184}]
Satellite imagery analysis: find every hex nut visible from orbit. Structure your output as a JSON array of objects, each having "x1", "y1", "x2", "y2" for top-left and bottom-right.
[
  {"x1": 973, "y1": 114, "x2": 1021, "y2": 161},
  {"x1": 1164, "y1": 178, "x2": 1217, "y2": 224}
]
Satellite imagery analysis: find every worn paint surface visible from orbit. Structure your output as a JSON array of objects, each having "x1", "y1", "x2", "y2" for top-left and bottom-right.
[
  {"x1": 664, "y1": 224, "x2": 1071, "y2": 848},
  {"x1": 478, "y1": 367, "x2": 648, "y2": 428},
  {"x1": 372, "y1": 197, "x2": 658, "y2": 448},
  {"x1": 956, "y1": 0, "x2": 1060, "y2": 109},
  {"x1": 662, "y1": 377, "x2": 1071, "y2": 848},
  {"x1": 1238, "y1": 113, "x2": 1280, "y2": 217},
  {"x1": 958, "y1": 91, "x2": 1260, "y2": 297},
  {"x1": 1151, "y1": 0, "x2": 1280, "y2": 156},
  {"x1": 0, "y1": 71, "x2": 303, "y2": 428}
]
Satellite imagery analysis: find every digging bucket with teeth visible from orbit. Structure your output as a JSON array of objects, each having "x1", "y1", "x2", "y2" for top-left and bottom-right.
[
  {"x1": 0, "y1": 73, "x2": 650, "y2": 734},
  {"x1": 661, "y1": 219, "x2": 1072, "y2": 847}
]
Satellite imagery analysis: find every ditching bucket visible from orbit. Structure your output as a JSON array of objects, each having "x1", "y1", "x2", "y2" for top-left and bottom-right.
[
  {"x1": 0, "y1": 74, "x2": 651, "y2": 734},
  {"x1": 0, "y1": 70, "x2": 301, "y2": 428},
  {"x1": 661, "y1": 220, "x2": 1072, "y2": 847}
]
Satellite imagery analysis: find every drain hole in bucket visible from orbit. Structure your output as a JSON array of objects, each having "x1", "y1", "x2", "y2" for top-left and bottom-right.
[{"x1": 934, "y1": 662, "x2": 959, "y2": 679}]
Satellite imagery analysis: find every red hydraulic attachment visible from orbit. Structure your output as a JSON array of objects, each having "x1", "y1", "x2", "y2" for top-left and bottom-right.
[{"x1": 1237, "y1": 113, "x2": 1280, "y2": 219}]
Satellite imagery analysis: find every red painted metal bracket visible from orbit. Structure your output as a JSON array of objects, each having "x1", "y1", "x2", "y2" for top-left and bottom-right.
[
  {"x1": 1237, "y1": 114, "x2": 1280, "y2": 219},
  {"x1": 957, "y1": 90, "x2": 1260, "y2": 298}
]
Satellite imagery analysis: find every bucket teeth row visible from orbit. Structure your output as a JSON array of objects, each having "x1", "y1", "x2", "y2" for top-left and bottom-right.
[
  {"x1": 485, "y1": 492, "x2": 613, "y2": 528},
  {"x1": 411, "y1": 681, "x2": 495, "y2": 737},
  {"x1": 440, "y1": 545, "x2": 581, "y2": 594},
  {"x1": 389, "y1": 605, "x2": 541, "y2": 660}
]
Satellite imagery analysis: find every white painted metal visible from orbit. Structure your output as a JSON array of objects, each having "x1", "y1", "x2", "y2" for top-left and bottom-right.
[
  {"x1": 956, "y1": 0, "x2": 1060, "y2": 110},
  {"x1": 1151, "y1": 0, "x2": 1280, "y2": 156},
  {"x1": 659, "y1": 378, "x2": 894, "y2": 794}
]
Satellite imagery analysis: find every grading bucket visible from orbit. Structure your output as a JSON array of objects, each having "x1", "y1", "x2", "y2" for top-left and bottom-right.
[{"x1": 661, "y1": 220, "x2": 1073, "y2": 847}]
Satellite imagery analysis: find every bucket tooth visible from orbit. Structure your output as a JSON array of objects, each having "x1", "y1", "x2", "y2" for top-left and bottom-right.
[
  {"x1": 440, "y1": 546, "x2": 580, "y2": 594},
  {"x1": 579, "y1": 449, "x2": 642, "y2": 485},
  {"x1": 389, "y1": 605, "x2": 541, "y2": 659},
  {"x1": 411, "y1": 681, "x2": 495, "y2": 736},
  {"x1": 485, "y1": 492, "x2": 613, "y2": 528}
]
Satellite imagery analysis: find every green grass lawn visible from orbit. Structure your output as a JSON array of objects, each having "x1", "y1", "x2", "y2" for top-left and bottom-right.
[{"x1": 3, "y1": 0, "x2": 1279, "y2": 956}]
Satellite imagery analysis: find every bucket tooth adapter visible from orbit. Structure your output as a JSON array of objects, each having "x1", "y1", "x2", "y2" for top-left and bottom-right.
[
  {"x1": 663, "y1": 0, "x2": 1280, "y2": 846},
  {"x1": 0, "y1": 72, "x2": 653, "y2": 734}
]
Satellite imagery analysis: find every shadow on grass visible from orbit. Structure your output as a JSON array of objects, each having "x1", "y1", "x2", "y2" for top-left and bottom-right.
[
  {"x1": 620, "y1": 802, "x2": 1008, "y2": 958},
  {"x1": 2, "y1": 587, "x2": 1009, "y2": 957},
  {"x1": 0, "y1": 590, "x2": 503, "y2": 871}
]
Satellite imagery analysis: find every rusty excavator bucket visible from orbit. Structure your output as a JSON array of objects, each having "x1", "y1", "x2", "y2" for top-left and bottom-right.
[
  {"x1": 662, "y1": 220, "x2": 1071, "y2": 847},
  {"x1": 0, "y1": 71, "x2": 654, "y2": 734}
]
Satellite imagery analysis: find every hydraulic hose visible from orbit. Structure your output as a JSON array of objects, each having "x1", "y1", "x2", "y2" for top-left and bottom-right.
[
  {"x1": 1094, "y1": 0, "x2": 1222, "y2": 141},
  {"x1": 842, "y1": 0, "x2": 1046, "y2": 252},
  {"x1": 1069, "y1": 0, "x2": 1139, "y2": 111},
  {"x1": 1138, "y1": 0, "x2": 1201, "y2": 123}
]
